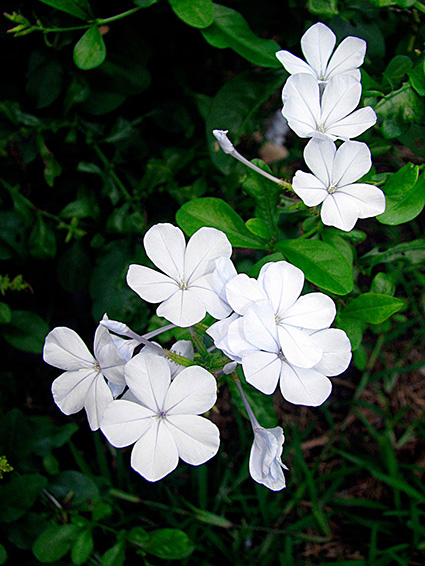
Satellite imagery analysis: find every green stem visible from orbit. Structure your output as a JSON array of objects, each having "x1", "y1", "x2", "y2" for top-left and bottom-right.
[
  {"x1": 92, "y1": 144, "x2": 133, "y2": 202},
  {"x1": 37, "y1": 7, "x2": 143, "y2": 34},
  {"x1": 414, "y1": 1, "x2": 425, "y2": 14}
]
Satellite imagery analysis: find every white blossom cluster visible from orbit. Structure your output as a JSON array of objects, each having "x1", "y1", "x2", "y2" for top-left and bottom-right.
[{"x1": 44, "y1": 222, "x2": 352, "y2": 491}]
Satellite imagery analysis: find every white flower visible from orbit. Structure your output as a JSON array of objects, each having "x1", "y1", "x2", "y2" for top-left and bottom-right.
[
  {"x1": 276, "y1": 22, "x2": 366, "y2": 84},
  {"x1": 282, "y1": 74, "x2": 376, "y2": 141},
  {"x1": 127, "y1": 223, "x2": 232, "y2": 328},
  {"x1": 43, "y1": 324, "x2": 127, "y2": 430},
  {"x1": 101, "y1": 352, "x2": 220, "y2": 482},
  {"x1": 293, "y1": 139, "x2": 386, "y2": 231},
  {"x1": 212, "y1": 129, "x2": 235, "y2": 154}
]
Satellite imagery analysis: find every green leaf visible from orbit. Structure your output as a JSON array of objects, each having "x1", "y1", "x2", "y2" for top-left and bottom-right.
[
  {"x1": 370, "y1": 272, "x2": 395, "y2": 296},
  {"x1": 134, "y1": 0, "x2": 158, "y2": 6},
  {"x1": 383, "y1": 55, "x2": 412, "y2": 88},
  {"x1": 73, "y1": 26, "x2": 106, "y2": 71},
  {"x1": 1, "y1": 311, "x2": 49, "y2": 354},
  {"x1": 206, "y1": 70, "x2": 284, "y2": 173},
  {"x1": 176, "y1": 197, "x2": 267, "y2": 249},
  {"x1": 362, "y1": 239, "x2": 425, "y2": 267},
  {"x1": 322, "y1": 228, "x2": 354, "y2": 268},
  {"x1": 38, "y1": 0, "x2": 93, "y2": 20},
  {"x1": 408, "y1": 59, "x2": 425, "y2": 96},
  {"x1": 0, "y1": 211, "x2": 26, "y2": 259},
  {"x1": 307, "y1": 0, "x2": 338, "y2": 16},
  {"x1": 33, "y1": 523, "x2": 79, "y2": 563},
  {"x1": 0, "y1": 302, "x2": 12, "y2": 324},
  {"x1": 58, "y1": 241, "x2": 92, "y2": 292},
  {"x1": 342, "y1": 293, "x2": 404, "y2": 324},
  {"x1": 0, "y1": 474, "x2": 47, "y2": 523},
  {"x1": 201, "y1": 4, "x2": 281, "y2": 68},
  {"x1": 28, "y1": 215, "x2": 57, "y2": 259},
  {"x1": 335, "y1": 316, "x2": 364, "y2": 351},
  {"x1": 144, "y1": 529, "x2": 194, "y2": 560},
  {"x1": 276, "y1": 239, "x2": 354, "y2": 295},
  {"x1": 379, "y1": 162, "x2": 418, "y2": 196},
  {"x1": 168, "y1": 0, "x2": 214, "y2": 28},
  {"x1": 26, "y1": 52, "x2": 64, "y2": 109},
  {"x1": 184, "y1": 501, "x2": 233, "y2": 528},
  {"x1": 49, "y1": 471, "x2": 100, "y2": 508},
  {"x1": 71, "y1": 528, "x2": 94, "y2": 565},
  {"x1": 375, "y1": 83, "x2": 424, "y2": 139},
  {"x1": 378, "y1": 171, "x2": 425, "y2": 225},
  {"x1": 0, "y1": 544, "x2": 7, "y2": 565},
  {"x1": 101, "y1": 539, "x2": 126, "y2": 566},
  {"x1": 245, "y1": 218, "x2": 271, "y2": 240}
]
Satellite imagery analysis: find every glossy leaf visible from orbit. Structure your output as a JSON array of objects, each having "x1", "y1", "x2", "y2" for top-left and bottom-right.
[
  {"x1": 33, "y1": 523, "x2": 79, "y2": 562},
  {"x1": 168, "y1": 0, "x2": 214, "y2": 28},
  {"x1": 342, "y1": 293, "x2": 404, "y2": 324},
  {"x1": 144, "y1": 529, "x2": 194, "y2": 560},
  {"x1": 378, "y1": 171, "x2": 425, "y2": 225},
  {"x1": 38, "y1": 0, "x2": 93, "y2": 20},
  {"x1": 73, "y1": 26, "x2": 107, "y2": 71}
]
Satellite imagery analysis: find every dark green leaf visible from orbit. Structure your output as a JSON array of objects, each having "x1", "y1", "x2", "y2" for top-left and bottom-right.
[
  {"x1": 101, "y1": 540, "x2": 126, "y2": 566},
  {"x1": 0, "y1": 544, "x2": 7, "y2": 564},
  {"x1": 26, "y1": 52, "x2": 64, "y2": 109},
  {"x1": 342, "y1": 293, "x2": 404, "y2": 324},
  {"x1": 201, "y1": 4, "x2": 281, "y2": 68},
  {"x1": 0, "y1": 474, "x2": 47, "y2": 523},
  {"x1": 71, "y1": 528, "x2": 94, "y2": 565},
  {"x1": 362, "y1": 239, "x2": 425, "y2": 267},
  {"x1": 38, "y1": 0, "x2": 93, "y2": 20},
  {"x1": 276, "y1": 239, "x2": 354, "y2": 295},
  {"x1": 370, "y1": 272, "x2": 395, "y2": 296},
  {"x1": 176, "y1": 198, "x2": 266, "y2": 249},
  {"x1": 73, "y1": 26, "x2": 106, "y2": 71},
  {"x1": 307, "y1": 0, "x2": 338, "y2": 16},
  {"x1": 28, "y1": 215, "x2": 57, "y2": 259},
  {"x1": 335, "y1": 316, "x2": 364, "y2": 351},
  {"x1": 134, "y1": 0, "x2": 158, "y2": 5},
  {"x1": 375, "y1": 83, "x2": 424, "y2": 139},
  {"x1": 33, "y1": 523, "x2": 79, "y2": 562},
  {"x1": 49, "y1": 471, "x2": 100, "y2": 508},
  {"x1": 144, "y1": 529, "x2": 194, "y2": 560},
  {"x1": 0, "y1": 211, "x2": 26, "y2": 259},
  {"x1": 168, "y1": 0, "x2": 214, "y2": 28},
  {"x1": 0, "y1": 302, "x2": 12, "y2": 324},
  {"x1": 378, "y1": 171, "x2": 425, "y2": 225},
  {"x1": 1, "y1": 311, "x2": 49, "y2": 354},
  {"x1": 245, "y1": 218, "x2": 271, "y2": 240},
  {"x1": 383, "y1": 55, "x2": 412, "y2": 88}
]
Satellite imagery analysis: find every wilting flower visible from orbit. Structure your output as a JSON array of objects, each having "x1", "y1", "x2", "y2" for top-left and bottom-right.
[
  {"x1": 293, "y1": 138, "x2": 385, "y2": 231},
  {"x1": 276, "y1": 22, "x2": 366, "y2": 84},
  {"x1": 101, "y1": 352, "x2": 219, "y2": 482},
  {"x1": 282, "y1": 74, "x2": 376, "y2": 141},
  {"x1": 127, "y1": 223, "x2": 232, "y2": 327},
  {"x1": 43, "y1": 324, "x2": 126, "y2": 430}
]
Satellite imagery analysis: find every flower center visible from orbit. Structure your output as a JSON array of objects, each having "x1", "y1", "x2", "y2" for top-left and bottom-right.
[
  {"x1": 277, "y1": 350, "x2": 287, "y2": 362},
  {"x1": 327, "y1": 183, "x2": 338, "y2": 194},
  {"x1": 157, "y1": 410, "x2": 168, "y2": 421},
  {"x1": 275, "y1": 314, "x2": 283, "y2": 325},
  {"x1": 317, "y1": 124, "x2": 326, "y2": 133},
  {"x1": 178, "y1": 280, "x2": 188, "y2": 290},
  {"x1": 94, "y1": 362, "x2": 100, "y2": 372}
]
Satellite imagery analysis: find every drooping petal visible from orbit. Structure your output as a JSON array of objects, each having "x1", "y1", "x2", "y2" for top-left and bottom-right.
[
  {"x1": 275, "y1": 50, "x2": 316, "y2": 77},
  {"x1": 282, "y1": 293, "x2": 336, "y2": 329},
  {"x1": 126, "y1": 265, "x2": 179, "y2": 303},
  {"x1": 166, "y1": 366, "x2": 217, "y2": 416},
  {"x1": 143, "y1": 223, "x2": 186, "y2": 281},
  {"x1": 190, "y1": 273, "x2": 233, "y2": 320},
  {"x1": 277, "y1": 325, "x2": 323, "y2": 368},
  {"x1": 84, "y1": 374, "x2": 114, "y2": 431},
  {"x1": 243, "y1": 302, "x2": 280, "y2": 353},
  {"x1": 101, "y1": 399, "x2": 154, "y2": 447},
  {"x1": 326, "y1": 36, "x2": 366, "y2": 80},
  {"x1": 242, "y1": 351, "x2": 282, "y2": 395},
  {"x1": 303, "y1": 138, "x2": 336, "y2": 187},
  {"x1": 249, "y1": 426, "x2": 287, "y2": 491},
  {"x1": 125, "y1": 352, "x2": 171, "y2": 412},
  {"x1": 282, "y1": 75, "x2": 321, "y2": 138},
  {"x1": 333, "y1": 141, "x2": 371, "y2": 187},
  {"x1": 292, "y1": 171, "x2": 329, "y2": 206},
  {"x1": 258, "y1": 261, "x2": 305, "y2": 315},
  {"x1": 156, "y1": 287, "x2": 206, "y2": 327},
  {"x1": 325, "y1": 106, "x2": 377, "y2": 140},
  {"x1": 43, "y1": 327, "x2": 95, "y2": 371},
  {"x1": 52, "y1": 368, "x2": 97, "y2": 415},
  {"x1": 184, "y1": 227, "x2": 232, "y2": 284},
  {"x1": 279, "y1": 362, "x2": 332, "y2": 406},
  {"x1": 130, "y1": 420, "x2": 179, "y2": 482},
  {"x1": 310, "y1": 328, "x2": 352, "y2": 376},
  {"x1": 320, "y1": 192, "x2": 360, "y2": 231},
  {"x1": 225, "y1": 274, "x2": 267, "y2": 315},
  {"x1": 321, "y1": 75, "x2": 362, "y2": 129},
  {"x1": 165, "y1": 415, "x2": 219, "y2": 465},
  {"x1": 301, "y1": 22, "x2": 336, "y2": 78},
  {"x1": 338, "y1": 183, "x2": 386, "y2": 219}
]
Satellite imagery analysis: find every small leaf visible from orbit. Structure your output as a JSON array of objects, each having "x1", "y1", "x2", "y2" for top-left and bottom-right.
[
  {"x1": 74, "y1": 26, "x2": 106, "y2": 71},
  {"x1": 342, "y1": 293, "x2": 404, "y2": 324},
  {"x1": 0, "y1": 474, "x2": 47, "y2": 523},
  {"x1": 176, "y1": 197, "x2": 267, "y2": 249},
  {"x1": 378, "y1": 172, "x2": 425, "y2": 225},
  {"x1": 361, "y1": 239, "x2": 425, "y2": 267},
  {"x1": 383, "y1": 55, "x2": 412, "y2": 88},
  {"x1": 1, "y1": 311, "x2": 49, "y2": 354},
  {"x1": 370, "y1": 273, "x2": 395, "y2": 296},
  {"x1": 33, "y1": 523, "x2": 79, "y2": 563},
  {"x1": 38, "y1": 0, "x2": 93, "y2": 20},
  {"x1": 71, "y1": 528, "x2": 94, "y2": 565},
  {"x1": 101, "y1": 540, "x2": 126, "y2": 566},
  {"x1": 245, "y1": 218, "x2": 271, "y2": 240},
  {"x1": 0, "y1": 302, "x2": 12, "y2": 324},
  {"x1": 375, "y1": 83, "x2": 424, "y2": 139},
  {"x1": 28, "y1": 215, "x2": 57, "y2": 259},
  {"x1": 307, "y1": 0, "x2": 338, "y2": 16},
  {"x1": 276, "y1": 239, "x2": 354, "y2": 295},
  {"x1": 0, "y1": 544, "x2": 7, "y2": 565},
  {"x1": 144, "y1": 529, "x2": 194, "y2": 560},
  {"x1": 168, "y1": 0, "x2": 214, "y2": 28}
]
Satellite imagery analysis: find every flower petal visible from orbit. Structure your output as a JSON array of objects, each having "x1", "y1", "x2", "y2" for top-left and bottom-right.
[
  {"x1": 282, "y1": 75, "x2": 321, "y2": 138},
  {"x1": 125, "y1": 352, "x2": 171, "y2": 412},
  {"x1": 279, "y1": 362, "x2": 332, "y2": 406},
  {"x1": 225, "y1": 273, "x2": 267, "y2": 315},
  {"x1": 275, "y1": 50, "x2": 316, "y2": 77},
  {"x1": 311, "y1": 328, "x2": 352, "y2": 376},
  {"x1": 208, "y1": 313, "x2": 243, "y2": 362},
  {"x1": 243, "y1": 302, "x2": 280, "y2": 353},
  {"x1": 169, "y1": 340, "x2": 194, "y2": 378},
  {"x1": 303, "y1": 138, "x2": 336, "y2": 188},
  {"x1": 277, "y1": 325, "x2": 323, "y2": 368},
  {"x1": 338, "y1": 183, "x2": 386, "y2": 218},
  {"x1": 301, "y1": 22, "x2": 336, "y2": 78},
  {"x1": 166, "y1": 366, "x2": 217, "y2": 415},
  {"x1": 43, "y1": 327, "x2": 95, "y2": 371},
  {"x1": 190, "y1": 274, "x2": 233, "y2": 320},
  {"x1": 184, "y1": 227, "x2": 232, "y2": 284},
  {"x1": 94, "y1": 325, "x2": 126, "y2": 386},
  {"x1": 157, "y1": 288, "x2": 206, "y2": 327},
  {"x1": 326, "y1": 36, "x2": 366, "y2": 80},
  {"x1": 243, "y1": 351, "x2": 281, "y2": 394},
  {"x1": 249, "y1": 426, "x2": 287, "y2": 491},
  {"x1": 258, "y1": 261, "x2": 305, "y2": 315},
  {"x1": 131, "y1": 420, "x2": 179, "y2": 482},
  {"x1": 84, "y1": 374, "x2": 114, "y2": 431},
  {"x1": 292, "y1": 171, "x2": 329, "y2": 206},
  {"x1": 282, "y1": 292, "x2": 336, "y2": 329},
  {"x1": 326, "y1": 107, "x2": 377, "y2": 140},
  {"x1": 52, "y1": 368, "x2": 96, "y2": 415},
  {"x1": 101, "y1": 399, "x2": 154, "y2": 447},
  {"x1": 126, "y1": 265, "x2": 178, "y2": 303},
  {"x1": 333, "y1": 141, "x2": 371, "y2": 187},
  {"x1": 320, "y1": 192, "x2": 360, "y2": 231},
  {"x1": 143, "y1": 223, "x2": 186, "y2": 280},
  {"x1": 165, "y1": 415, "x2": 220, "y2": 465},
  {"x1": 321, "y1": 75, "x2": 362, "y2": 128}
]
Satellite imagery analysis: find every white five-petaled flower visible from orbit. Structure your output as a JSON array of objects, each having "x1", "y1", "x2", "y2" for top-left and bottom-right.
[
  {"x1": 282, "y1": 74, "x2": 376, "y2": 141},
  {"x1": 100, "y1": 352, "x2": 220, "y2": 482},
  {"x1": 276, "y1": 22, "x2": 366, "y2": 85},
  {"x1": 127, "y1": 223, "x2": 232, "y2": 328},
  {"x1": 43, "y1": 324, "x2": 127, "y2": 431},
  {"x1": 293, "y1": 138, "x2": 386, "y2": 231}
]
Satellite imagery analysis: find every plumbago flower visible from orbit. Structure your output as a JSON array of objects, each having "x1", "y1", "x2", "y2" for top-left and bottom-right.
[
  {"x1": 43, "y1": 324, "x2": 127, "y2": 430},
  {"x1": 127, "y1": 223, "x2": 232, "y2": 327},
  {"x1": 276, "y1": 22, "x2": 366, "y2": 84},
  {"x1": 282, "y1": 74, "x2": 376, "y2": 141},
  {"x1": 101, "y1": 351, "x2": 219, "y2": 482},
  {"x1": 293, "y1": 138, "x2": 386, "y2": 231}
]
